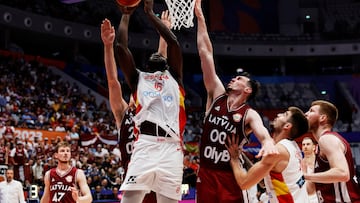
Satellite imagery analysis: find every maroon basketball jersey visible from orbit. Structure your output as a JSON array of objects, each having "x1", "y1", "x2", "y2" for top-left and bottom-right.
[
  {"x1": 35, "y1": 145, "x2": 45, "y2": 160},
  {"x1": 14, "y1": 147, "x2": 26, "y2": 165},
  {"x1": 49, "y1": 167, "x2": 78, "y2": 203},
  {"x1": 119, "y1": 108, "x2": 136, "y2": 171},
  {"x1": 315, "y1": 131, "x2": 360, "y2": 203},
  {"x1": 200, "y1": 94, "x2": 251, "y2": 171}
]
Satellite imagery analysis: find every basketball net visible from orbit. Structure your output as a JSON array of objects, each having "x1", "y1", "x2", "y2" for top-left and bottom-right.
[{"x1": 165, "y1": 0, "x2": 195, "y2": 30}]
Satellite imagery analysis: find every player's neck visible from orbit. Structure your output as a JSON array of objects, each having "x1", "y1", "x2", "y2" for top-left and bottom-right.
[
  {"x1": 304, "y1": 153, "x2": 315, "y2": 159},
  {"x1": 227, "y1": 94, "x2": 246, "y2": 111},
  {"x1": 313, "y1": 125, "x2": 332, "y2": 139},
  {"x1": 57, "y1": 162, "x2": 71, "y2": 171}
]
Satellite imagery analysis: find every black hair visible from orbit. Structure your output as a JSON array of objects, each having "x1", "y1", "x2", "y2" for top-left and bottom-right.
[
  {"x1": 287, "y1": 107, "x2": 309, "y2": 140},
  {"x1": 146, "y1": 52, "x2": 168, "y2": 72},
  {"x1": 238, "y1": 72, "x2": 260, "y2": 101}
]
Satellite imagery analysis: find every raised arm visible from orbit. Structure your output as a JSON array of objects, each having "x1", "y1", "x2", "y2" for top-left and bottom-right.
[
  {"x1": 194, "y1": 0, "x2": 225, "y2": 106},
  {"x1": 246, "y1": 109, "x2": 278, "y2": 158},
  {"x1": 101, "y1": 18, "x2": 128, "y2": 128},
  {"x1": 115, "y1": 7, "x2": 139, "y2": 92},
  {"x1": 157, "y1": 10, "x2": 171, "y2": 58},
  {"x1": 144, "y1": 0, "x2": 183, "y2": 84}
]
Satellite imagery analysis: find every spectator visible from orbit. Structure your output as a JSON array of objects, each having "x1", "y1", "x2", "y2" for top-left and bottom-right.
[
  {"x1": 93, "y1": 144, "x2": 109, "y2": 158},
  {"x1": 109, "y1": 187, "x2": 121, "y2": 201},
  {"x1": 32, "y1": 158, "x2": 44, "y2": 187},
  {"x1": 0, "y1": 167, "x2": 26, "y2": 203},
  {"x1": 92, "y1": 185, "x2": 105, "y2": 201},
  {"x1": 68, "y1": 126, "x2": 80, "y2": 141},
  {"x1": 301, "y1": 136, "x2": 319, "y2": 203},
  {"x1": 111, "y1": 143, "x2": 121, "y2": 162},
  {"x1": 9, "y1": 141, "x2": 28, "y2": 182},
  {"x1": 0, "y1": 139, "x2": 9, "y2": 165},
  {"x1": 110, "y1": 176, "x2": 122, "y2": 189}
]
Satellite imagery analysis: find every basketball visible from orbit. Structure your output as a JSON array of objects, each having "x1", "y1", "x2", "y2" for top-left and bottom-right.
[{"x1": 116, "y1": 0, "x2": 141, "y2": 7}]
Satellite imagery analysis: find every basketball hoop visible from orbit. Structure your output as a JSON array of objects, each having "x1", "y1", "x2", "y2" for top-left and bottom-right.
[{"x1": 165, "y1": 0, "x2": 195, "y2": 30}]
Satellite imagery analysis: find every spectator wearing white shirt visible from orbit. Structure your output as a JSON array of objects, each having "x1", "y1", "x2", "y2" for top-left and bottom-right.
[
  {"x1": 111, "y1": 144, "x2": 121, "y2": 162},
  {"x1": 68, "y1": 126, "x2": 80, "y2": 141},
  {"x1": 93, "y1": 144, "x2": 109, "y2": 158},
  {"x1": 0, "y1": 167, "x2": 25, "y2": 203},
  {"x1": 32, "y1": 158, "x2": 44, "y2": 186},
  {"x1": 54, "y1": 122, "x2": 66, "y2": 132}
]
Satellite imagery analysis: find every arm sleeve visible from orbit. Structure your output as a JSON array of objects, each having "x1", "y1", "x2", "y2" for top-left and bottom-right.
[{"x1": 18, "y1": 181, "x2": 25, "y2": 203}]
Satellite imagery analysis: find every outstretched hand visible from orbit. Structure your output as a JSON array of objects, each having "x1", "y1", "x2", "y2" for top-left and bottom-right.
[
  {"x1": 161, "y1": 10, "x2": 172, "y2": 29},
  {"x1": 100, "y1": 18, "x2": 115, "y2": 46},
  {"x1": 225, "y1": 134, "x2": 241, "y2": 161},
  {"x1": 255, "y1": 138, "x2": 279, "y2": 158}
]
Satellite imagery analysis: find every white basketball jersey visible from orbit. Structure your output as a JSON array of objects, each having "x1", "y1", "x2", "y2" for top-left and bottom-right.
[
  {"x1": 264, "y1": 139, "x2": 309, "y2": 203},
  {"x1": 133, "y1": 70, "x2": 186, "y2": 139}
]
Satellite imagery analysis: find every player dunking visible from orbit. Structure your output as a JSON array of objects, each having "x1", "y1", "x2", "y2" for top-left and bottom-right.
[
  {"x1": 115, "y1": 0, "x2": 185, "y2": 202},
  {"x1": 194, "y1": 0, "x2": 278, "y2": 202},
  {"x1": 40, "y1": 141, "x2": 92, "y2": 203},
  {"x1": 101, "y1": 9, "x2": 175, "y2": 202}
]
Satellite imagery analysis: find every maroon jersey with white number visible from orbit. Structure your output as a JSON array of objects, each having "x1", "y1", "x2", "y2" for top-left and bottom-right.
[
  {"x1": 49, "y1": 167, "x2": 78, "y2": 203},
  {"x1": 197, "y1": 94, "x2": 252, "y2": 203},
  {"x1": 200, "y1": 94, "x2": 251, "y2": 171},
  {"x1": 314, "y1": 131, "x2": 360, "y2": 203},
  {"x1": 119, "y1": 108, "x2": 136, "y2": 172}
]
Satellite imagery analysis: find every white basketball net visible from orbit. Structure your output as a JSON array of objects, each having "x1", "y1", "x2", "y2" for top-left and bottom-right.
[{"x1": 165, "y1": 0, "x2": 195, "y2": 30}]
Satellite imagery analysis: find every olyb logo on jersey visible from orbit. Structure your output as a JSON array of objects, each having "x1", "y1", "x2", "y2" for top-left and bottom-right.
[{"x1": 203, "y1": 105, "x2": 244, "y2": 164}]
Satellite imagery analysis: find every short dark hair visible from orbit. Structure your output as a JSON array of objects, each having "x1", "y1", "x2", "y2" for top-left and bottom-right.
[
  {"x1": 287, "y1": 107, "x2": 309, "y2": 140},
  {"x1": 146, "y1": 52, "x2": 168, "y2": 72},
  {"x1": 238, "y1": 72, "x2": 260, "y2": 101},
  {"x1": 247, "y1": 79, "x2": 260, "y2": 101}
]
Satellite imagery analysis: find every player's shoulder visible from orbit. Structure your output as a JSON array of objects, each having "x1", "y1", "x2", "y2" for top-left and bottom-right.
[
  {"x1": 44, "y1": 169, "x2": 51, "y2": 177},
  {"x1": 318, "y1": 132, "x2": 346, "y2": 151},
  {"x1": 75, "y1": 167, "x2": 84, "y2": 173},
  {"x1": 319, "y1": 132, "x2": 342, "y2": 143},
  {"x1": 75, "y1": 168, "x2": 86, "y2": 177},
  {"x1": 244, "y1": 108, "x2": 261, "y2": 120}
]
